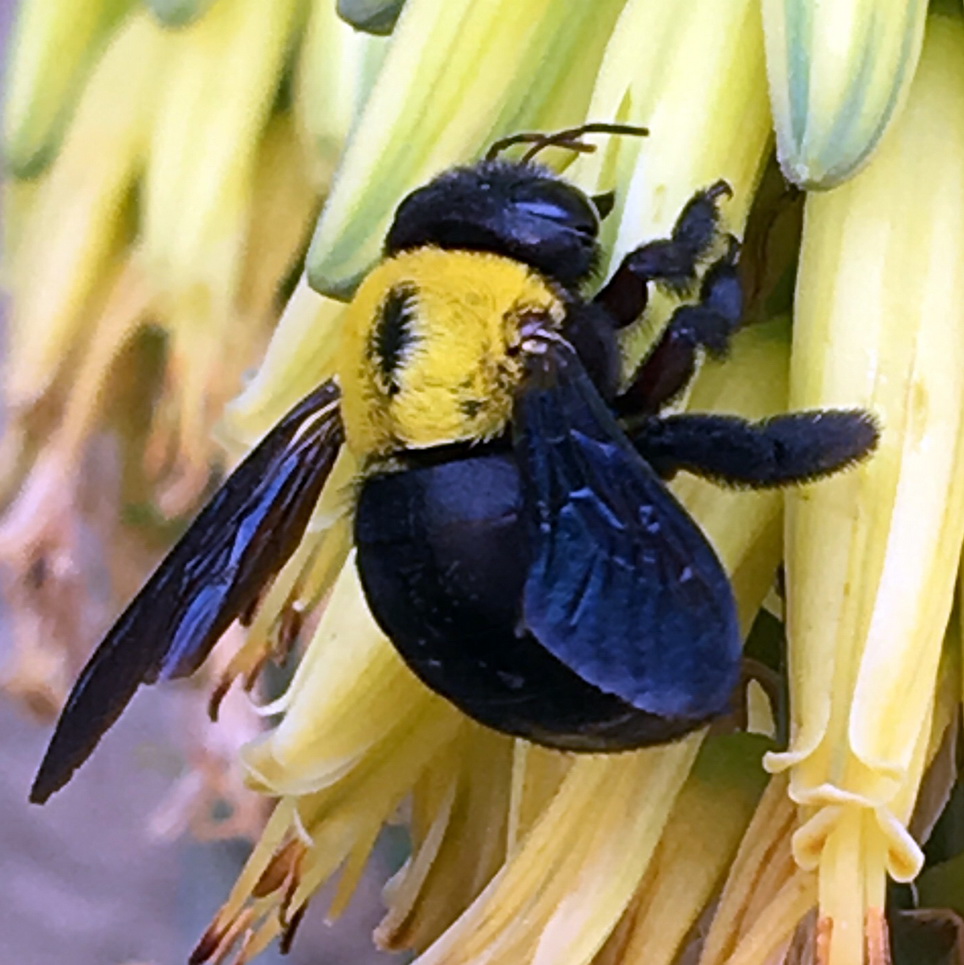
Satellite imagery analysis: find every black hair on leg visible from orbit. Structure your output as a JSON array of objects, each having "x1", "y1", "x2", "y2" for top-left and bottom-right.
[
  {"x1": 631, "y1": 410, "x2": 880, "y2": 487},
  {"x1": 614, "y1": 237, "x2": 743, "y2": 417},
  {"x1": 593, "y1": 180, "x2": 733, "y2": 328}
]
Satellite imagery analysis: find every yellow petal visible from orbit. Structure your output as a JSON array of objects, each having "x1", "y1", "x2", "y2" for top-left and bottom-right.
[
  {"x1": 411, "y1": 741, "x2": 703, "y2": 965},
  {"x1": 3, "y1": 0, "x2": 134, "y2": 176},
  {"x1": 572, "y1": 0, "x2": 772, "y2": 268},
  {"x1": 307, "y1": 0, "x2": 626, "y2": 298},
  {"x1": 595, "y1": 735, "x2": 770, "y2": 965},
  {"x1": 764, "y1": 14, "x2": 964, "y2": 964},
  {"x1": 6, "y1": 12, "x2": 167, "y2": 407},
  {"x1": 241, "y1": 557, "x2": 459, "y2": 796},
  {"x1": 294, "y1": 0, "x2": 389, "y2": 189},
  {"x1": 377, "y1": 726, "x2": 515, "y2": 951},
  {"x1": 137, "y1": 0, "x2": 303, "y2": 504},
  {"x1": 220, "y1": 278, "x2": 344, "y2": 450},
  {"x1": 207, "y1": 693, "x2": 466, "y2": 960},
  {"x1": 235, "y1": 113, "x2": 322, "y2": 333},
  {"x1": 143, "y1": 0, "x2": 301, "y2": 290},
  {"x1": 699, "y1": 774, "x2": 815, "y2": 965},
  {"x1": 767, "y1": 12, "x2": 964, "y2": 807},
  {"x1": 569, "y1": 0, "x2": 772, "y2": 370},
  {"x1": 507, "y1": 742, "x2": 573, "y2": 852}
]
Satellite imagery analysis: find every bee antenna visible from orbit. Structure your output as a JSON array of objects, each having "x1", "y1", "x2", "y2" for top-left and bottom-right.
[{"x1": 484, "y1": 122, "x2": 649, "y2": 163}]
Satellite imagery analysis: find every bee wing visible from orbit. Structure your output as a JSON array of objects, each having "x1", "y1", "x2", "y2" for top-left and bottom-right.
[
  {"x1": 31, "y1": 381, "x2": 344, "y2": 804},
  {"x1": 513, "y1": 341, "x2": 740, "y2": 721}
]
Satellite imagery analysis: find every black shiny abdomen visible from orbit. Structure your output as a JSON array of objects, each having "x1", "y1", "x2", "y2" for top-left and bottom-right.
[{"x1": 354, "y1": 452, "x2": 707, "y2": 750}]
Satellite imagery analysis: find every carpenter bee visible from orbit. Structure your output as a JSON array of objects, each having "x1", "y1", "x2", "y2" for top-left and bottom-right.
[{"x1": 31, "y1": 123, "x2": 878, "y2": 804}]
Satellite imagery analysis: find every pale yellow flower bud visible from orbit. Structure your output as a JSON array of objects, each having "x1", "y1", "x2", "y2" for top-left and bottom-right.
[{"x1": 762, "y1": 0, "x2": 927, "y2": 188}]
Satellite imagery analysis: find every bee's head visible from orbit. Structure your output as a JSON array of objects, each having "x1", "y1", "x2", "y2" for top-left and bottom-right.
[{"x1": 384, "y1": 160, "x2": 613, "y2": 289}]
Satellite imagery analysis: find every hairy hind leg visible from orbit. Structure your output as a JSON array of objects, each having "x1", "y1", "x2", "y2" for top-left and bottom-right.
[{"x1": 630, "y1": 410, "x2": 880, "y2": 487}]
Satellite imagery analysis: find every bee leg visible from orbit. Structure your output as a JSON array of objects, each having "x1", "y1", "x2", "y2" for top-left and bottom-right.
[
  {"x1": 629, "y1": 410, "x2": 879, "y2": 487},
  {"x1": 594, "y1": 180, "x2": 733, "y2": 328},
  {"x1": 614, "y1": 237, "x2": 742, "y2": 417}
]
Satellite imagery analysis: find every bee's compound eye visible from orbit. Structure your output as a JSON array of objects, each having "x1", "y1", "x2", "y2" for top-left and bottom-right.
[{"x1": 512, "y1": 181, "x2": 600, "y2": 238}]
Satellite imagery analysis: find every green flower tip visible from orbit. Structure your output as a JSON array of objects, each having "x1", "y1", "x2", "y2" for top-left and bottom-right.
[
  {"x1": 146, "y1": 0, "x2": 219, "y2": 29},
  {"x1": 337, "y1": 0, "x2": 406, "y2": 36}
]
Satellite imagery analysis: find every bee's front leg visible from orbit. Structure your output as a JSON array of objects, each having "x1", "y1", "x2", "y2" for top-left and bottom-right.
[
  {"x1": 614, "y1": 234, "x2": 743, "y2": 418},
  {"x1": 593, "y1": 179, "x2": 733, "y2": 328}
]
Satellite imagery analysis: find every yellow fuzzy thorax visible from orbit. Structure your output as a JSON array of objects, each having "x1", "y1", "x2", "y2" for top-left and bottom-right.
[{"x1": 338, "y1": 248, "x2": 566, "y2": 461}]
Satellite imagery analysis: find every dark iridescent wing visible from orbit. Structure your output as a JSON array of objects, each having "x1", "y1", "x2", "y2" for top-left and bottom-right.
[
  {"x1": 31, "y1": 381, "x2": 344, "y2": 804},
  {"x1": 513, "y1": 340, "x2": 740, "y2": 722}
]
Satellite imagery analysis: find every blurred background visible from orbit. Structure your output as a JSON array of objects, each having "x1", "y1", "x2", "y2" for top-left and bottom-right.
[
  {"x1": 0, "y1": 0, "x2": 394, "y2": 961},
  {"x1": 0, "y1": 674, "x2": 394, "y2": 965}
]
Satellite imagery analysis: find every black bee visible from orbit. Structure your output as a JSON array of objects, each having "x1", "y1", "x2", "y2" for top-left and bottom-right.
[{"x1": 31, "y1": 123, "x2": 878, "y2": 803}]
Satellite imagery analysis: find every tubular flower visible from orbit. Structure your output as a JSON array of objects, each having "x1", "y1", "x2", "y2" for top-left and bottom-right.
[
  {"x1": 6, "y1": 4, "x2": 964, "y2": 965},
  {"x1": 764, "y1": 15, "x2": 964, "y2": 965}
]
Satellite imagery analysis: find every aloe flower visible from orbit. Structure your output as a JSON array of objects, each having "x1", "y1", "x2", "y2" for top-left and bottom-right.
[
  {"x1": 4, "y1": 2, "x2": 964, "y2": 965},
  {"x1": 766, "y1": 16, "x2": 964, "y2": 964}
]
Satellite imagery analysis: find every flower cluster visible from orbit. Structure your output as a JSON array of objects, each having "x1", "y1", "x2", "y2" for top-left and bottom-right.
[{"x1": 4, "y1": 1, "x2": 964, "y2": 964}]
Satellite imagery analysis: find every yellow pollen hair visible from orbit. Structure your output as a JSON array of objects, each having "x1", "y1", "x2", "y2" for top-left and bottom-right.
[{"x1": 338, "y1": 248, "x2": 566, "y2": 460}]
